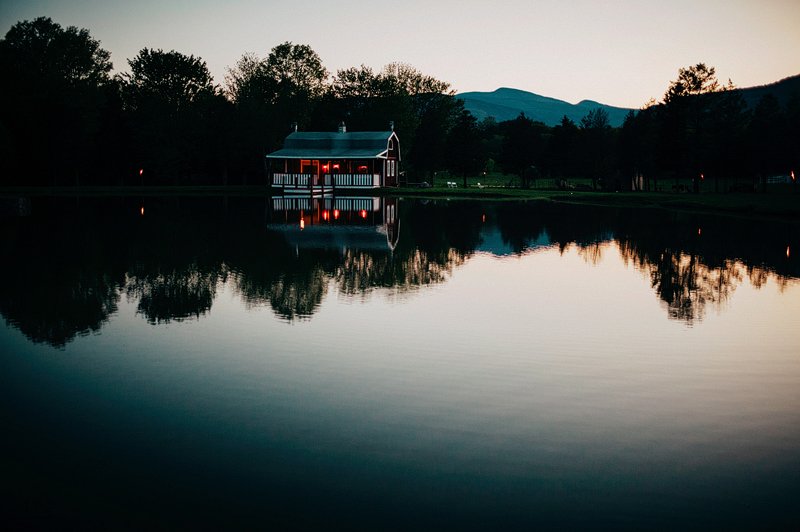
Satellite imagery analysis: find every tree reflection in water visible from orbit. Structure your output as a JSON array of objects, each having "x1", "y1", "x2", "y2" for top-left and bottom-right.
[
  {"x1": 0, "y1": 196, "x2": 796, "y2": 346},
  {"x1": 126, "y1": 266, "x2": 223, "y2": 324}
]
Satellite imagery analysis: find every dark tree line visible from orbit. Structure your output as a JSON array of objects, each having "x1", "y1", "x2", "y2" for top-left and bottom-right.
[
  {"x1": 0, "y1": 17, "x2": 462, "y2": 186},
  {"x1": 432, "y1": 63, "x2": 799, "y2": 191},
  {"x1": 450, "y1": 64, "x2": 798, "y2": 191},
  {"x1": 1, "y1": 18, "x2": 798, "y2": 189}
]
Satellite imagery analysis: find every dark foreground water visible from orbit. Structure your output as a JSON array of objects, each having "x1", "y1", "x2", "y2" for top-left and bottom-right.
[{"x1": 2, "y1": 195, "x2": 800, "y2": 529}]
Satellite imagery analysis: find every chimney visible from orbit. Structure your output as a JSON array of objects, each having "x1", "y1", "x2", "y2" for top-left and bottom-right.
[
  {"x1": 338, "y1": 121, "x2": 347, "y2": 133},
  {"x1": 389, "y1": 120, "x2": 395, "y2": 132}
]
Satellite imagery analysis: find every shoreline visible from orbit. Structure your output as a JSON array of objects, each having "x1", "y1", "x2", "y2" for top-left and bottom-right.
[{"x1": 1, "y1": 186, "x2": 798, "y2": 220}]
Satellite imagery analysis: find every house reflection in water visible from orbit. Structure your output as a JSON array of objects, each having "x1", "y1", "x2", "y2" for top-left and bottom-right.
[{"x1": 267, "y1": 196, "x2": 400, "y2": 252}]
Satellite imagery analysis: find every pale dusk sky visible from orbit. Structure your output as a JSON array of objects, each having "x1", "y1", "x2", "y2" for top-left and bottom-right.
[{"x1": 1, "y1": 0, "x2": 798, "y2": 108}]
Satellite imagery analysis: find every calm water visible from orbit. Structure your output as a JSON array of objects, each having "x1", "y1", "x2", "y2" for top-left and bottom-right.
[{"x1": 2, "y1": 195, "x2": 800, "y2": 528}]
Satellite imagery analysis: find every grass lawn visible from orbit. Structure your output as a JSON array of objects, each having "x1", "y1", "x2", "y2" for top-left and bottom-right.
[
  {"x1": 391, "y1": 184, "x2": 800, "y2": 219},
  {"x1": 2, "y1": 180, "x2": 799, "y2": 219}
]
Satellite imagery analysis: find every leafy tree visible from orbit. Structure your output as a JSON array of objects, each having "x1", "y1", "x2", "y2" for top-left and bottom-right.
[
  {"x1": 226, "y1": 43, "x2": 328, "y2": 179},
  {"x1": 658, "y1": 63, "x2": 727, "y2": 190},
  {"x1": 500, "y1": 113, "x2": 543, "y2": 188},
  {"x1": 747, "y1": 95, "x2": 788, "y2": 180},
  {"x1": 618, "y1": 108, "x2": 657, "y2": 191},
  {"x1": 319, "y1": 61, "x2": 456, "y2": 181},
  {"x1": 324, "y1": 64, "x2": 415, "y2": 131},
  {"x1": 263, "y1": 42, "x2": 328, "y2": 101},
  {"x1": 446, "y1": 109, "x2": 485, "y2": 187},
  {"x1": 706, "y1": 89, "x2": 749, "y2": 191},
  {"x1": 330, "y1": 65, "x2": 382, "y2": 99},
  {"x1": 663, "y1": 63, "x2": 721, "y2": 104},
  {"x1": 122, "y1": 48, "x2": 216, "y2": 110},
  {"x1": 225, "y1": 52, "x2": 268, "y2": 102},
  {"x1": 547, "y1": 115, "x2": 580, "y2": 180},
  {"x1": 379, "y1": 62, "x2": 453, "y2": 96},
  {"x1": 580, "y1": 108, "x2": 610, "y2": 130},
  {"x1": 224, "y1": 52, "x2": 277, "y2": 182},
  {"x1": 0, "y1": 16, "x2": 115, "y2": 184},
  {"x1": 121, "y1": 48, "x2": 227, "y2": 182},
  {"x1": 579, "y1": 108, "x2": 614, "y2": 189},
  {"x1": 787, "y1": 92, "x2": 800, "y2": 180},
  {"x1": 261, "y1": 41, "x2": 328, "y2": 135}
]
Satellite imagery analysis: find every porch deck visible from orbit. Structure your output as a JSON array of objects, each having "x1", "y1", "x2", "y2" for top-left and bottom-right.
[{"x1": 272, "y1": 172, "x2": 381, "y2": 192}]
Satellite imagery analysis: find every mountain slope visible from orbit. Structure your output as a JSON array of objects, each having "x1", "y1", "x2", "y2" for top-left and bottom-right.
[
  {"x1": 732, "y1": 74, "x2": 800, "y2": 109},
  {"x1": 458, "y1": 74, "x2": 800, "y2": 127},
  {"x1": 456, "y1": 87, "x2": 634, "y2": 127}
]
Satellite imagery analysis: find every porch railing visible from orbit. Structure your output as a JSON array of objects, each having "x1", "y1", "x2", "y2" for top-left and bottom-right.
[
  {"x1": 324, "y1": 173, "x2": 381, "y2": 188},
  {"x1": 272, "y1": 173, "x2": 312, "y2": 187},
  {"x1": 272, "y1": 172, "x2": 381, "y2": 188}
]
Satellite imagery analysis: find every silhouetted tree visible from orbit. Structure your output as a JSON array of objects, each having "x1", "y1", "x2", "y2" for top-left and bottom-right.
[
  {"x1": 658, "y1": 63, "x2": 729, "y2": 191},
  {"x1": 500, "y1": 113, "x2": 542, "y2": 188},
  {"x1": 262, "y1": 42, "x2": 328, "y2": 130},
  {"x1": 579, "y1": 108, "x2": 614, "y2": 189},
  {"x1": 706, "y1": 88, "x2": 749, "y2": 192},
  {"x1": 663, "y1": 63, "x2": 721, "y2": 104},
  {"x1": 747, "y1": 95, "x2": 788, "y2": 186},
  {"x1": 225, "y1": 43, "x2": 328, "y2": 179},
  {"x1": 446, "y1": 109, "x2": 485, "y2": 186},
  {"x1": 548, "y1": 115, "x2": 580, "y2": 182},
  {"x1": 121, "y1": 48, "x2": 228, "y2": 182},
  {"x1": 0, "y1": 17, "x2": 116, "y2": 185},
  {"x1": 316, "y1": 61, "x2": 457, "y2": 181}
]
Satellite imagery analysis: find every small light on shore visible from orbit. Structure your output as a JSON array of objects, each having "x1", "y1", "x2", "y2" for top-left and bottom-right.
[
  {"x1": 788, "y1": 246, "x2": 791, "y2": 258},
  {"x1": 360, "y1": 209, "x2": 367, "y2": 219},
  {"x1": 140, "y1": 206, "x2": 144, "y2": 216},
  {"x1": 333, "y1": 209, "x2": 340, "y2": 220},
  {"x1": 698, "y1": 228, "x2": 702, "y2": 236},
  {"x1": 300, "y1": 217, "x2": 305, "y2": 230},
  {"x1": 139, "y1": 168, "x2": 143, "y2": 176},
  {"x1": 322, "y1": 210, "x2": 329, "y2": 221},
  {"x1": 482, "y1": 214, "x2": 487, "y2": 223}
]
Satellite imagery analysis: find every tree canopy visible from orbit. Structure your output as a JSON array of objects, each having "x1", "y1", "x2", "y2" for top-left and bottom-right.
[
  {"x1": 0, "y1": 16, "x2": 112, "y2": 87},
  {"x1": 0, "y1": 16, "x2": 115, "y2": 184},
  {"x1": 1, "y1": 16, "x2": 797, "y2": 191},
  {"x1": 663, "y1": 63, "x2": 722, "y2": 103},
  {"x1": 121, "y1": 48, "x2": 217, "y2": 111}
]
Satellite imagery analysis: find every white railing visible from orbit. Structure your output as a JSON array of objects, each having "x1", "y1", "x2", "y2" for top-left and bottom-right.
[
  {"x1": 333, "y1": 197, "x2": 381, "y2": 212},
  {"x1": 324, "y1": 173, "x2": 381, "y2": 188},
  {"x1": 272, "y1": 196, "x2": 314, "y2": 211},
  {"x1": 272, "y1": 172, "x2": 382, "y2": 189},
  {"x1": 272, "y1": 173, "x2": 312, "y2": 187},
  {"x1": 271, "y1": 196, "x2": 382, "y2": 213}
]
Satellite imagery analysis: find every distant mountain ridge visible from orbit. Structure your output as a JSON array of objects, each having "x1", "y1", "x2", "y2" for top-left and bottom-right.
[
  {"x1": 457, "y1": 74, "x2": 800, "y2": 127},
  {"x1": 456, "y1": 87, "x2": 634, "y2": 127},
  {"x1": 731, "y1": 74, "x2": 800, "y2": 109}
]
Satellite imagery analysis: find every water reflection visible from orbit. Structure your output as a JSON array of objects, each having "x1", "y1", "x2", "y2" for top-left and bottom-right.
[{"x1": 0, "y1": 196, "x2": 797, "y2": 345}]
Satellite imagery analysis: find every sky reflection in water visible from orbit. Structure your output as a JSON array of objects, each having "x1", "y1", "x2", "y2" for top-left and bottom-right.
[{"x1": 1, "y1": 196, "x2": 799, "y2": 528}]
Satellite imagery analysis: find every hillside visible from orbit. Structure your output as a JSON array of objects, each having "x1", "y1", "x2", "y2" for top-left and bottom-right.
[
  {"x1": 458, "y1": 75, "x2": 800, "y2": 127},
  {"x1": 456, "y1": 87, "x2": 634, "y2": 127},
  {"x1": 732, "y1": 74, "x2": 800, "y2": 109}
]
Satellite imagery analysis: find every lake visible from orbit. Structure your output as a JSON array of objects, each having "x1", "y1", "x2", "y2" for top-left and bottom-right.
[{"x1": 2, "y1": 195, "x2": 800, "y2": 529}]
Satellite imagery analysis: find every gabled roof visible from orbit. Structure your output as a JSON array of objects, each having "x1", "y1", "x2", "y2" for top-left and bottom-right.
[{"x1": 267, "y1": 131, "x2": 398, "y2": 159}]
